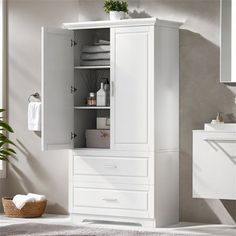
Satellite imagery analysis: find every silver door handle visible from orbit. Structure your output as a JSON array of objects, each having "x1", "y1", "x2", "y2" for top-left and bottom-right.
[
  {"x1": 111, "y1": 81, "x2": 115, "y2": 96},
  {"x1": 104, "y1": 164, "x2": 117, "y2": 169},
  {"x1": 102, "y1": 198, "x2": 118, "y2": 202}
]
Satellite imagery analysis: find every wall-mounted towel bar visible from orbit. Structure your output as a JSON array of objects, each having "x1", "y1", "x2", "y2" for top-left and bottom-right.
[{"x1": 28, "y1": 93, "x2": 40, "y2": 103}]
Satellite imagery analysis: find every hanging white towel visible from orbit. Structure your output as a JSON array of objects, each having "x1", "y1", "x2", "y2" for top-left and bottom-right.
[
  {"x1": 12, "y1": 194, "x2": 35, "y2": 210},
  {"x1": 28, "y1": 102, "x2": 41, "y2": 131},
  {"x1": 27, "y1": 193, "x2": 46, "y2": 201}
]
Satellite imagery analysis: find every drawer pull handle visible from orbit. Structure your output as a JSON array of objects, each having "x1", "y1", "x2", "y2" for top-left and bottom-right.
[
  {"x1": 104, "y1": 165, "x2": 117, "y2": 169},
  {"x1": 203, "y1": 138, "x2": 236, "y2": 142},
  {"x1": 102, "y1": 198, "x2": 118, "y2": 202}
]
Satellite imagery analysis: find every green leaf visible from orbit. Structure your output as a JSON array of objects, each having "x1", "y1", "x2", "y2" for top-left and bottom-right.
[
  {"x1": 5, "y1": 140, "x2": 16, "y2": 146},
  {"x1": 0, "y1": 156, "x2": 8, "y2": 161},
  {"x1": 0, "y1": 142, "x2": 5, "y2": 147},
  {"x1": 104, "y1": 0, "x2": 128, "y2": 13},
  {"x1": 0, "y1": 108, "x2": 15, "y2": 160},
  {"x1": 0, "y1": 121, "x2": 14, "y2": 133},
  {"x1": 0, "y1": 150, "x2": 12, "y2": 156},
  {"x1": 5, "y1": 148, "x2": 16, "y2": 154},
  {"x1": 0, "y1": 137, "x2": 16, "y2": 146}
]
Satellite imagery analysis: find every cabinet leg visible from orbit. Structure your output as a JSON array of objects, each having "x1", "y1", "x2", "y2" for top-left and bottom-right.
[
  {"x1": 139, "y1": 220, "x2": 156, "y2": 228},
  {"x1": 71, "y1": 215, "x2": 86, "y2": 225}
]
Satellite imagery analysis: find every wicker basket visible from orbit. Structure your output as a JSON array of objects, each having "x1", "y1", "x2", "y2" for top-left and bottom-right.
[{"x1": 2, "y1": 197, "x2": 47, "y2": 218}]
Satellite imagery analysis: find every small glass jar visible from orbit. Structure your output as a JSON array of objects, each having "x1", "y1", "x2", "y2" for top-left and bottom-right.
[{"x1": 87, "y1": 92, "x2": 96, "y2": 106}]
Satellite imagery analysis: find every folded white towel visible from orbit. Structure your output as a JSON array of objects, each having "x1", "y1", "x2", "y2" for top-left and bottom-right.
[
  {"x1": 12, "y1": 194, "x2": 35, "y2": 210},
  {"x1": 12, "y1": 193, "x2": 46, "y2": 209},
  {"x1": 27, "y1": 193, "x2": 46, "y2": 201},
  {"x1": 81, "y1": 52, "x2": 110, "y2": 61},
  {"x1": 28, "y1": 102, "x2": 41, "y2": 131},
  {"x1": 82, "y1": 45, "x2": 110, "y2": 53},
  {"x1": 94, "y1": 40, "x2": 110, "y2": 45},
  {"x1": 80, "y1": 60, "x2": 110, "y2": 66}
]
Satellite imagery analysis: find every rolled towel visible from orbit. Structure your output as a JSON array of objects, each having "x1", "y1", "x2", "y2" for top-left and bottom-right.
[
  {"x1": 81, "y1": 52, "x2": 110, "y2": 61},
  {"x1": 82, "y1": 45, "x2": 110, "y2": 53},
  {"x1": 12, "y1": 194, "x2": 35, "y2": 210},
  {"x1": 28, "y1": 101, "x2": 41, "y2": 131},
  {"x1": 27, "y1": 193, "x2": 46, "y2": 201},
  {"x1": 80, "y1": 60, "x2": 110, "y2": 66}
]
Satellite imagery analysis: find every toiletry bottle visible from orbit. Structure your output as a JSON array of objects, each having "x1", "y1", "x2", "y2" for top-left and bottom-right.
[
  {"x1": 104, "y1": 79, "x2": 110, "y2": 106},
  {"x1": 216, "y1": 112, "x2": 224, "y2": 123},
  {"x1": 97, "y1": 82, "x2": 106, "y2": 106},
  {"x1": 87, "y1": 92, "x2": 96, "y2": 106}
]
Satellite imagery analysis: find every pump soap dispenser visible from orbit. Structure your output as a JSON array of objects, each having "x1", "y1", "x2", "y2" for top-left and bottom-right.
[{"x1": 97, "y1": 82, "x2": 106, "y2": 106}]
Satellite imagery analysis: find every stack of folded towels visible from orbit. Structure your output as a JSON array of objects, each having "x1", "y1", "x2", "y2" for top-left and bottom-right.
[
  {"x1": 80, "y1": 39, "x2": 110, "y2": 66},
  {"x1": 13, "y1": 193, "x2": 46, "y2": 210}
]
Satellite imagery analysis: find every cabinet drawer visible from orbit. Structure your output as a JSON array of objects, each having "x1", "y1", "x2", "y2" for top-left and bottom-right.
[
  {"x1": 73, "y1": 187, "x2": 148, "y2": 211},
  {"x1": 73, "y1": 156, "x2": 148, "y2": 177},
  {"x1": 193, "y1": 131, "x2": 236, "y2": 200}
]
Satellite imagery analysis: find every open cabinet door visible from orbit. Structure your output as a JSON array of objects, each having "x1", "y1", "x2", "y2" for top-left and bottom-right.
[{"x1": 42, "y1": 27, "x2": 74, "y2": 150}]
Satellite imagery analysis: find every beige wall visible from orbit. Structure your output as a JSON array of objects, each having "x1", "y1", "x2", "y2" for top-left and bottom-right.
[
  {"x1": 0, "y1": 179, "x2": 6, "y2": 211},
  {"x1": 77, "y1": 0, "x2": 236, "y2": 224},
  {"x1": 3, "y1": 0, "x2": 236, "y2": 223},
  {"x1": 6, "y1": 0, "x2": 79, "y2": 214}
]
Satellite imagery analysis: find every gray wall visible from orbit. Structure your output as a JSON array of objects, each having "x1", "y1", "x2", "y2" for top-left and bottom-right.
[
  {"x1": 6, "y1": 0, "x2": 79, "y2": 214},
  {"x1": 0, "y1": 179, "x2": 6, "y2": 211},
  {"x1": 3, "y1": 0, "x2": 236, "y2": 223},
  {"x1": 77, "y1": 0, "x2": 236, "y2": 224}
]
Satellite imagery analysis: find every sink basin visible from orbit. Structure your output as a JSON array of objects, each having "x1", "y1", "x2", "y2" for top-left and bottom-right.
[{"x1": 204, "y1": 123, "x2": 236, "y2": 132}]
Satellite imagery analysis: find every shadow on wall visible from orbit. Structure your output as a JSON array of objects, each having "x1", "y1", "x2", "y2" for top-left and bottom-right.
[
  {"x1": 7, "y1": 139, "x2": 67, "y2": 214},
  {"x1": 179, "y1": 29, "x2": 236, "y2": 224}
]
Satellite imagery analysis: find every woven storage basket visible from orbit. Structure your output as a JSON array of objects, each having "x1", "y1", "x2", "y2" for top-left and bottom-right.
[{"x1": 2, "y1": 197, "x2": 47, "y2": 218}]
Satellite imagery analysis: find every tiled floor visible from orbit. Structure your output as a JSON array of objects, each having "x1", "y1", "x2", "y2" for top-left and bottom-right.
[{"x1": 0, "y1": 214, "x2": 236, "y2": 235}]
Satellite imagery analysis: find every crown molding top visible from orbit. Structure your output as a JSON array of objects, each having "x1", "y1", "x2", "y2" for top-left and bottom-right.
[{"x1": 63, "y1": 18, "x2": 183, "y2": 30}]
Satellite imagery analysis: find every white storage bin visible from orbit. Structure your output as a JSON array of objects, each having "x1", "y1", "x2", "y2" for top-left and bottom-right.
[
  {"x1": 96, "y1": 117, "x2": 110, "y2": 129},
  {"x1": 85, "y1": 129, "x2": 110, "y2": 148}
]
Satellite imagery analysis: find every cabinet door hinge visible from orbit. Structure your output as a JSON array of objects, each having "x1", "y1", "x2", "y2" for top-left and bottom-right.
[
  {"x1": 71, "y1": 86, "x2": 78, "y2": 93},
  {"x1": 71, "y1": 39, "x2": 77, "y2": 47},
  {"x1": 71, "y1": 132, "x2": 77, "y2": 140}
]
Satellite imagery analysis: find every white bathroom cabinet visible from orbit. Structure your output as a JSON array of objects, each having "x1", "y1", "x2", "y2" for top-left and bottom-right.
[
  {"x1": 42, "y1": 18, "x2": 181, "y2": 227},
  {"x1": 193, "y1": 130, "x2": 236, "y2": 200}
]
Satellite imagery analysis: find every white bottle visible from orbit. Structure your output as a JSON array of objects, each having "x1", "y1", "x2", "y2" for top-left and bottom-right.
[{"x1": 97, "y1": 82, "x2": 106, "y2": 106}]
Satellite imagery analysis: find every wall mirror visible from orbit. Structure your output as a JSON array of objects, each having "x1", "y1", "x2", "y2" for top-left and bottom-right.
[{"x1": 221, "y1": 0, "x2": 236, "y2": 83}]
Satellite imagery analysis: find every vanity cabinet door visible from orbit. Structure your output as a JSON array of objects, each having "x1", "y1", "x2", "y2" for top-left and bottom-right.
[
  {"x1": 110, "y1": 26, "x2": 153, "y2": 151},
  {"x1": 41, "y1": 27, "x2": 74, "y2": 150},
  {"x1": 193, "y1": 131, "x2": 236, "y2": 200}
]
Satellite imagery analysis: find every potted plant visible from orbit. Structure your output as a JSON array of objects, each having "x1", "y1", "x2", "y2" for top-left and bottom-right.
[
  {"x1": 104, "y1": 0, "x2": 128, "y2": 20},
  {"x1": 0, "y1": 109, "x2": 16, "y2": 161}
]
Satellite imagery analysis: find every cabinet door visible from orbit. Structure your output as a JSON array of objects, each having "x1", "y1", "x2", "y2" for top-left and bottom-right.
[
  {"x1": 42, "y1": 27, "x2": 74, "y2": 150},
  {"x1": 111, "y1": 26, "x2": 153, "y2": 151},
  {"x1": 193, "y1": 131, "x2": 236, "y2": 200}
]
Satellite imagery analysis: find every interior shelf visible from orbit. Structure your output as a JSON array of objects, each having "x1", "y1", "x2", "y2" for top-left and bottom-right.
[
  {"x1": 74, "y1": 66, "x2": 110, "y2": 70},
  {"x1": 74, "y1": 106, "x2": 110, "y2": 110}
]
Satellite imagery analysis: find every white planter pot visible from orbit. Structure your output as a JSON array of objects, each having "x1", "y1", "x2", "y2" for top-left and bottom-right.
[{"x1": 109, "y1": 11, "x2": 125, "y2": 20}]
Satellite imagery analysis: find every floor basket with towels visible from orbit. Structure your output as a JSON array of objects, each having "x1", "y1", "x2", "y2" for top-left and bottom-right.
[{"x1": 2, "y1": 193, "x2": 46, "y2": 218}]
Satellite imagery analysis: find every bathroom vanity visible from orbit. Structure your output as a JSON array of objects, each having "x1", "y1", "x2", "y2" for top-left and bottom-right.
[
  {"x1": 193, "y1": 124, "x2": 236, "y2": 200},
  {"x1": 41, "y1": 18, "x2": 181, "y2": 227}
]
